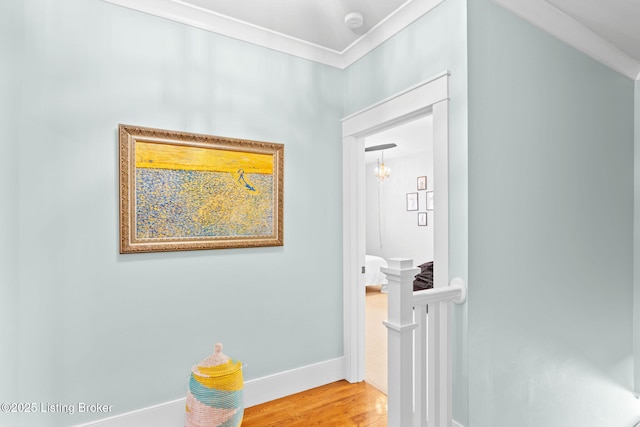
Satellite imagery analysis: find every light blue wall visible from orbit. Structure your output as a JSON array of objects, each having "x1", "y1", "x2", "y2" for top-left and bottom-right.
[
  {"x1": 0, "y1": 0, "x2": 22, "y2": 422},
  {"x1": 345, "y1": 0, "x2": 469, "y2": 423},
  {"x1": 7, "y1": 0, "x2": 343, "y2": 425},
  {"x1": 468, "y1": 1, "x2": 637, "y2": 426}
]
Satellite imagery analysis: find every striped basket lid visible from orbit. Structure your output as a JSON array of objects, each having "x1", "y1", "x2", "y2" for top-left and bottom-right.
[{"x1": 192, "y1": 343, "x2": 242, "y2": 379}]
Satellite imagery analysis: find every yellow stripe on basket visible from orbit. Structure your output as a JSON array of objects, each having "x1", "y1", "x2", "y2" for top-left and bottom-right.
[{"x1": 192, "y1": 360, "x2": 244, "y2": 391}]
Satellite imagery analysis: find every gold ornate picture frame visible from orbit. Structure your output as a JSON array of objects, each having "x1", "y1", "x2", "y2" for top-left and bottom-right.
[{"x1": 119, "y1": 125, "x2": 284, "y2": 253}]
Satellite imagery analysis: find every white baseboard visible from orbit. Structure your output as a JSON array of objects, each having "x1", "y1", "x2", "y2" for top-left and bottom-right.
[
  {"x1": 73, "y1": 357, "x2": 345, "y2": 427},
  {"x1": 243, "y1": 356, "x2": 345, "y2": 407}
]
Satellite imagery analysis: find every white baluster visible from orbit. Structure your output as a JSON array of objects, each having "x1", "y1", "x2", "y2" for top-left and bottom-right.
[
  {"x1": 384, "y1": 256, "x2": 467, "y2": 427},
  {"x1": 415, "y1": 304, "x2": 428, "y2": 426}
]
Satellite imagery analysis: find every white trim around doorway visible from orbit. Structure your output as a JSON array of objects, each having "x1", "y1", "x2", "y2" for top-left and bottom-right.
[{"x1": 341, "y1": 71, "x2": 450, "y2": 382}]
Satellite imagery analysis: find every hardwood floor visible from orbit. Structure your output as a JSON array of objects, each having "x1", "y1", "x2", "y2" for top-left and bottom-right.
[{"x1": 242, "y1": 380, "x2": 388, "y2": 426}]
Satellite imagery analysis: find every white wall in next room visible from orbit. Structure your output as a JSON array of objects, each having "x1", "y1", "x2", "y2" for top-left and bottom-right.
[{"x1": 365, "y1": 116, "x2": 434, "y2": 268}]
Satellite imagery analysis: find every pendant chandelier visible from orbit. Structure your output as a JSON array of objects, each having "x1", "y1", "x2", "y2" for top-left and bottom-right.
[
  {"x1": 366, "y1": 142, "x2": 396, "y2": 183},
  {"x1": 374, "y1": 151, "x2": 391, "y2": 182}
]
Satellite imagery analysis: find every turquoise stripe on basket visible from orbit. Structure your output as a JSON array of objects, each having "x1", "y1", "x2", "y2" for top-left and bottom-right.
[{"x1": 189, "y1": 376, "x2": 244, "y2": 409}]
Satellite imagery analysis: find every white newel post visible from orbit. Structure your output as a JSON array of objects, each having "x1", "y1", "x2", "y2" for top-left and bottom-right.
[{"x1": 383, "y1": 258, "x2": 420, "y2": 427}]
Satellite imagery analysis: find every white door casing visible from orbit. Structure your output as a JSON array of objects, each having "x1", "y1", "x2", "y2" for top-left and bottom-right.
[{"x1": 342, "y1": 71, "x2": 450, "y2": 382}]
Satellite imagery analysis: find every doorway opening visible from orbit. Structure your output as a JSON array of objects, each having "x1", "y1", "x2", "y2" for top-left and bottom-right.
[
  {"x1": 342, "y1": 72, "x2": 450, "y2": 383},
  {"x1": 363, "y1": 115, "x2": 435, "y2": 394}
]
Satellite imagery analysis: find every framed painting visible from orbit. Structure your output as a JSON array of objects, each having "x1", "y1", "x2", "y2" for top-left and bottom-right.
[
  {"x1": 417, "y1": 176, "x2": 427, "y2": 191},
  {"x1": 406, "y1": 193, "x2": 418, "y2": 211},
  {"x1": 426, "y1": 191, "x2": 434, "y2": 211},
  {"x1": 418, "y1": 212, "x2": 427, "y2": 226},
  {"x1": 119, "y1": 124, "x2": 284, "y2": 253}
]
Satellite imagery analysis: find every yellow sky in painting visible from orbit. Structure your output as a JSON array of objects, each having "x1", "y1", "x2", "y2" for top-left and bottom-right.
[{"x1": 135, "y1": 141, "x2": 273, "y2": 174}]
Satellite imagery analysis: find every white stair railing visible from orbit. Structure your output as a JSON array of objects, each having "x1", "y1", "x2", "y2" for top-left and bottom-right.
[{"x1": 383, "y1": 258, "x2": 466, "y2": 427}]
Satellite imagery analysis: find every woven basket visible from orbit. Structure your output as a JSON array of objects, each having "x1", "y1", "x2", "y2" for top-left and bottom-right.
[{"x1": 185, "y1": 343, "x2": 244, "y2": 427}]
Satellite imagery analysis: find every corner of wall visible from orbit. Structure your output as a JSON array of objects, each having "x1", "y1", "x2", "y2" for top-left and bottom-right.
[
  {"x1": 634, "y1": 79, "x2": 640, "y2": 393},
  {"x1": 0, "y1": 0, "x2": 22, "y2": 407}
]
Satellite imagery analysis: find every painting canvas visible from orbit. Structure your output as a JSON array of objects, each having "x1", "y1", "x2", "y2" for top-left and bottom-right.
[{"x1": 119, "y1": 125, "x2": 284, "y2": 253}]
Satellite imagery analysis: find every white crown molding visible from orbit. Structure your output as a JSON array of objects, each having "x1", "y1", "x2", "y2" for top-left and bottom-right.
[
  {"x1": 101, "y1": 0, "x2": 343, "y2": 67},
  {"x1": 492, "y1": 0, "x2": 640, "y2": 81},
  {"x1": 100, "y1": 0, "x2": 442, "y2": 69},
  {"x1": 101, "y1": 0, "x2": 640, "y2": 77},
  {"x1": 340, "y1": 0, "x2": 444, "y2": 67}
]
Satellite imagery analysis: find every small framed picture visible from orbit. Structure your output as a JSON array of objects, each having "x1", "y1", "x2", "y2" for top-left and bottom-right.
[
  {"x1": 426, "y1": 191, "x2": 434, "y2": 211},
  {"x1": 406, "y1": 193, "x2": 418, "y2": 211},
  {"x1": 418, "y1": 212, "x2": 427, "y2": 226},
  {"x1": 417, "y1": 176, "x2": 427, "y2": 190}
]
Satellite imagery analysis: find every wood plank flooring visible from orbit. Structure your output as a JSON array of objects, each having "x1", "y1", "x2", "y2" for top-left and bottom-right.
[{"x1": 242, "y1": 380, "x2": 388, "y2": 426}]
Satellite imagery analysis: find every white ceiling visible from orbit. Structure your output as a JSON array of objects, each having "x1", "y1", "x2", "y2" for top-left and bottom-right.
[
  {"x1": 365, "y1": 115, "x2": 433, "y2": 164},
  {"x1": 174, "y1": 0, "x2": 409, "y2": 52},
  {"x1": 103, "y1": 0, "x2": 640, "y2": 78}
]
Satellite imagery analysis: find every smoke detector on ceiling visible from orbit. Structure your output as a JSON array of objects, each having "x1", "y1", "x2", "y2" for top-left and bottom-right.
[{"x1": 344, "y1": 12, "x2": 364, "y2": 29}]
